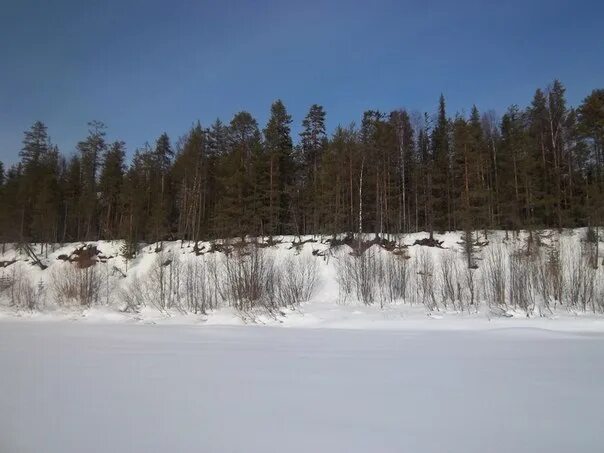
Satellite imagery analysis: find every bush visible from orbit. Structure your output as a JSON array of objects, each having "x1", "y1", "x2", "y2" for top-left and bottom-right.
[
  {"x1": 335, "y1": 248, "x2": 379, "y2": 305},
  {"x1": 52, "y1": 263, "x2": 101, "y2": 307},
  {"x1": 148, "y1": 251, "x2": 183, "y2": 312},
  {"x1": 276, "y1": 254, "x2": 319, "y2": 307},
  {"x1": 379, "y1": 253, "x2": 411, "y2": 306},
  {"x1": 460, "y1": 266, "x2": 478, "y2": 312},
  {"x1": 509, "y1": 252, "x2": 535, "y2": 312},
  {"x1": 439, "y1": 251, "x2": 458, "y2": 310},
  {"x1": 565, "y1": 247, "x2": 596, "y2": 312},
  {"x1": 7, "y1": 266, "x2": 41, "y2": 310},
  {"x1": 532, "y1": 245, "x2": 562, "y2": 312},
  {"x1": 415, "y1": 249, "x2": 437, "y2": 311},
  {"x1": 183, "y1": 255, "x2": 219, "y2": 314},
  {"x1": 119, "y1": 275, "x2": 143, "y2": 313},
  {"x1": 220, "y1": 246, "x2": 279, "y2": 311},
  {"x1": 483, "y1": 245, "x2": 507, "y2": 309}
]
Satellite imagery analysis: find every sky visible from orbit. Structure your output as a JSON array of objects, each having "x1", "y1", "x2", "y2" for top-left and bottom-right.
[{"x1": 1, "y1": 0, "x2": 603, "y2": 164}]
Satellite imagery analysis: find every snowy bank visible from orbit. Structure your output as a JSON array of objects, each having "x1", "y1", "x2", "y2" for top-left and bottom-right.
[{"x1": 1, "y1": 228, "x2": 603, "y2": 329}]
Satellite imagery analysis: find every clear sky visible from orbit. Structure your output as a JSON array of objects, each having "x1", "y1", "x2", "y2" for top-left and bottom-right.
[{"x1": 1, "y1": 0, "x2": 603, "y2": 164}]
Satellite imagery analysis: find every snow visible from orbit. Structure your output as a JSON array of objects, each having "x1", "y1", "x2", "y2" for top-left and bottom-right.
[
  {"x1": 2, "y1": 230, "x2": 603, "y2": 451},
  {"x1": 1, "y1": 321, "x2": 603, "y2": 453},
  {"x1": 3, "y1": 300, "x2": 604, "y2": 332},
  {"x1": 1, "y1": 229, "x2": 603, "y2": 329}
]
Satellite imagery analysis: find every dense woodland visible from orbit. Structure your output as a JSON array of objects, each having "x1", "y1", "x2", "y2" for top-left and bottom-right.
[{"x1": 1, "y1": 80, "x2": 603, "y2": 252}]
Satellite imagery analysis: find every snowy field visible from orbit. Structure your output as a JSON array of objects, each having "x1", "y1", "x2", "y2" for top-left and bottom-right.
[{"x1": 1, "y1": 322, "x2": 603, "y2": 453}]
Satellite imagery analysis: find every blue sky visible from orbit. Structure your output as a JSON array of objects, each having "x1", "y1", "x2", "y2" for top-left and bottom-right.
[{"x1": 1, "y1": 0, "x2": 603, "y2": 164}]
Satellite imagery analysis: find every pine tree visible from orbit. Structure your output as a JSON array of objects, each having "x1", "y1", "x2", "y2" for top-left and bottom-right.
[
  {"x1": 147, "y1": 133, "x2": 174, "y2": 245},
  {"x1": 99, "y1": 141, "x2": 125, "y2": 238},
  {"x1": 527, "y1": 88, "x2": 551, "y2": 226},
  {"x1": 389, "y1": 110, "x2": 415, "y2": 233},
  {"x1": 417, "y1": 114, "x2": 433, "y2": 234},
  {"x1": 18, "y1": 121, "x2": 52, "y2": 240},
  {"x1": 431, "y1": 95, "x2": 451, "y2": 232},
  {"x1": 77, "y1": 121, "x2": 107, "y2": 239},
  {"x1": 468, "y1": 105, "x2": 490, "y2": 231},
  {"x1": 172, "y1": 124, "x2": 208, "y2": 243},
  {"x1": 0, "y1": 165, "x2": 22, "y2": 245},
  {"x1": 205, "y1": 119, "x2": 228, "y2": 236},
  {"x1": 300, "y1": 104, "x2": 327, "y2": 233},
  {"x1": 31, "y1": 144, "x2": 61, "y2": 248},
  {"x1": 263, "y1": 100, "x2": 294, "y2": 236},
  {"x1": 547, "y1": 80, "x2": 568, "y2": 228},
  {"x1": 214, "y1": 113, "x2": 261, "y2": 239},
  {"x1": 120, "y1": 149, "x2": 151, "y2": 252},
  {"x1": 319, "y1": 125, "x2": 359, "y2": 235},
  {"x1": 0, "y1": 80, "x2": 602, "y2": 245},
  {"x1": 578, "y1": 89, "x2": 604, "y2": 264},
  {"x1": 61, "y1": 156, "x2": 82, "y2": 241},
  {"x1": 481, "y1": 110, "x2": 501, "y2": 227},
  {"x1": 499, "y1": 105, "x2": 530, "y2": 230}
]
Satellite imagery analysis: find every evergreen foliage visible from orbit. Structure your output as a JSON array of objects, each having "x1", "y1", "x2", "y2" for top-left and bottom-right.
[{"x1": 1, "y1": 80, "x2": 603, "y2": 245}]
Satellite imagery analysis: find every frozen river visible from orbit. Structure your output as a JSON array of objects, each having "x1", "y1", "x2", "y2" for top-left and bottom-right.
[{"x1": 1, "y1": 322, "x2": 603, "y2": 452}]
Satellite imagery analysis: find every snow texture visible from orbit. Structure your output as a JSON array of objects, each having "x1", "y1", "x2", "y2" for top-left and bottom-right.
[{"x1": 1, "y1": 322, "x2": 603, "y2": 453}]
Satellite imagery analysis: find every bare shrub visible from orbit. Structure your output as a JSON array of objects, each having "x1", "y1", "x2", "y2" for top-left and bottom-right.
[
  {"x1": 334, "y1": 254, "x2": 354, "y2": 304},
  {"x1": 147, "y1": 251, "x2": 184, "y2": 312},
  {"x1": 461, "y1": 266, "x2": 479, "y2": 312},
  {"x1": 585, "y1": 226, "x2": 600, "y2": 269},
  {"x1": 276, "y1": 254, "x2": 319, "y2": 307},
  {"x1": 335, "y1": 248, "x2": 379, "y2": 305},
  {"x1": 548, "y1": 247, "x2": 564, "y2": 306},
  {"x1": 483, "y1": 245, "x2": 507, "y2": 309},
  {"x1": 524, "y1": 229, "x2": 543, "y2": 256},
  {"x1": 336, "y1": 249, "x2": 411, "y2": 307},
  {"x1": 509, "y1": 252, "x2": 535, "y2": 313},
  {"x1": 52, "y1": 263, "x2": 101, "y2": 307},
  {"x1": 533, "y1": 245, "x2": 563, "y2": 312},
  {"x1": 594, "y1": 276, "x2": 604, "y2": 313},
  {"x1": 119, "y1": 251, "x2": 189, "y2": 314},
  {"x1": 183, "y1": 256, "x2": 219, "y2": 314},
  {"x1": 379, "y1": 253, "x2": 411, "y2": 306},
  {"x1": 439, "y1": 251, "x2": 458, "y2": 310},
  {"x1": 416, "y1": 249, "x2": 437, "y2": 311},
  {"x1": 7, "y1": 266, "x2": 40, "y2": 310},
  {"x1": 460, "y1": 230, "x2": 479, "y2": 269},
  {"x1": 565, "y1": 247, "x2": 596, "y2": 312},
  {"x1": 354, "y1": 251, "x2": 378, "y2": 305},
  {"x1": 120, "y1": 274, "x2": 150, "y2": 313},
  {"x1": 220, "y1": 246, "x2": 279, "y2": 311}
]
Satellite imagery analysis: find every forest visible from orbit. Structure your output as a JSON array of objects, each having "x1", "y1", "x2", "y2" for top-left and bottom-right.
[{"x1": 0, "y1": 80, "x2": 603, "y2": 253}]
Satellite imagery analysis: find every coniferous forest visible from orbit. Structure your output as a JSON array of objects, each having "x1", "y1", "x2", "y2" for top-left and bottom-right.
[{"x1": 1, "y1": 80, "x2": 603, "y2": 250}]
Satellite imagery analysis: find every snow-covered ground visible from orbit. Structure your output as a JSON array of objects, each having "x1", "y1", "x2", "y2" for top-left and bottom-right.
[
  {"x1": 1, "y1": 322, "x2": 603, "y2": 453},
  {"x1": 1, "y1": 229, "x2": 603, "y2": 327},
  {"x1": 3, "y1": 300, "x2": 604, "y2": 332}
]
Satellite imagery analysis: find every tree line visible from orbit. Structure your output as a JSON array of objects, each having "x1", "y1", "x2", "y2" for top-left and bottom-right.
[{"x1": 0, "y1": 80, "x2": 603, "y2": 251}]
